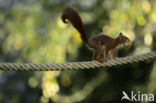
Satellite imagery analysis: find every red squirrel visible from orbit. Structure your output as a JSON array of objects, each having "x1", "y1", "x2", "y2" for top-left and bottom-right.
[{"x1": 61, "y1": 6, "x2": 130, "y2": 62}]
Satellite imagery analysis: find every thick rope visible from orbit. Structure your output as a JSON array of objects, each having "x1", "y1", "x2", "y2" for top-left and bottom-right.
[{"x1": 0, "y1": 51, "x2": 156, "y2": 71}]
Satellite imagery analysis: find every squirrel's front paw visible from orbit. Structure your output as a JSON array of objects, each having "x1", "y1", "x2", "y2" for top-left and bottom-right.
[{"x1": 104, "y1": 59, "x2": 107, "y2": 62}]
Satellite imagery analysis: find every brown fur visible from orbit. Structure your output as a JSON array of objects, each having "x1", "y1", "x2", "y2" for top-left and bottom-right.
[{"x1": 61, "y1": 7, "x2": 130, "y2": 62}]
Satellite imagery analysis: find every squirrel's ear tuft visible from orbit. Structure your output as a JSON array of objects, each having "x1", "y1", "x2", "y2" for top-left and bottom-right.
[
  {"x1": 119, "y1": 32, "x2": 123, "y2": 41},
  {"x1": 119, "y1": 32, "x2": 123, "y2": 36}
]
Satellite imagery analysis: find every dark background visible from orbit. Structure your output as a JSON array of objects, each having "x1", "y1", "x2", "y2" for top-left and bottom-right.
[{"x1": 0, "y1": 0, "x2": 156, "y2": 103}]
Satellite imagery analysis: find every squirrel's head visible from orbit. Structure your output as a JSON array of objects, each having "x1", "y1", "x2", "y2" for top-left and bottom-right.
[{"x1": 119, "y1": 32, "x2": 130, "y2": 47}]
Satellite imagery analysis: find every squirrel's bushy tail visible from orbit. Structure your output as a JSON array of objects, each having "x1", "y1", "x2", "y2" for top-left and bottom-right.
[{"x1": 61, "y1": 6, "x2": 88, "y2": 44}]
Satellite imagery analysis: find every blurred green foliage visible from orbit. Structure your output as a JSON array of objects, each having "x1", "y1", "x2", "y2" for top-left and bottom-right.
[{"x1": 0, "y1": 0, "x2": 156, "y2": 103}]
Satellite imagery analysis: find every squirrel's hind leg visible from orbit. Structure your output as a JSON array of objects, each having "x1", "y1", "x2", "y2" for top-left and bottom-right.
[
  {"x1": 104, "y1": 47, "x2": 110, "y2": 62},
  {"x1": 92, "y1": 45, "x2": 105, "y2": 63}
]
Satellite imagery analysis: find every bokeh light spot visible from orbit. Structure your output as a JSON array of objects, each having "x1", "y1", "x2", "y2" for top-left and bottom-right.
[{"x1": 144, "y1": 33, "x2": 152, "y2": 46}]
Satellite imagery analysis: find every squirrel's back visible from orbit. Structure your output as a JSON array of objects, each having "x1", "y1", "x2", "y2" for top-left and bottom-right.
[{"x1": 61, "y1": 6, "x2": 88, "y2": 43}]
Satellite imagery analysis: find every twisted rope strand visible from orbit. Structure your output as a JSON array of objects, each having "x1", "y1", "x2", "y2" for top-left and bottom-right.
[{"x1": 0, "y1": 51, "x2": 156, "y2": 71}]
